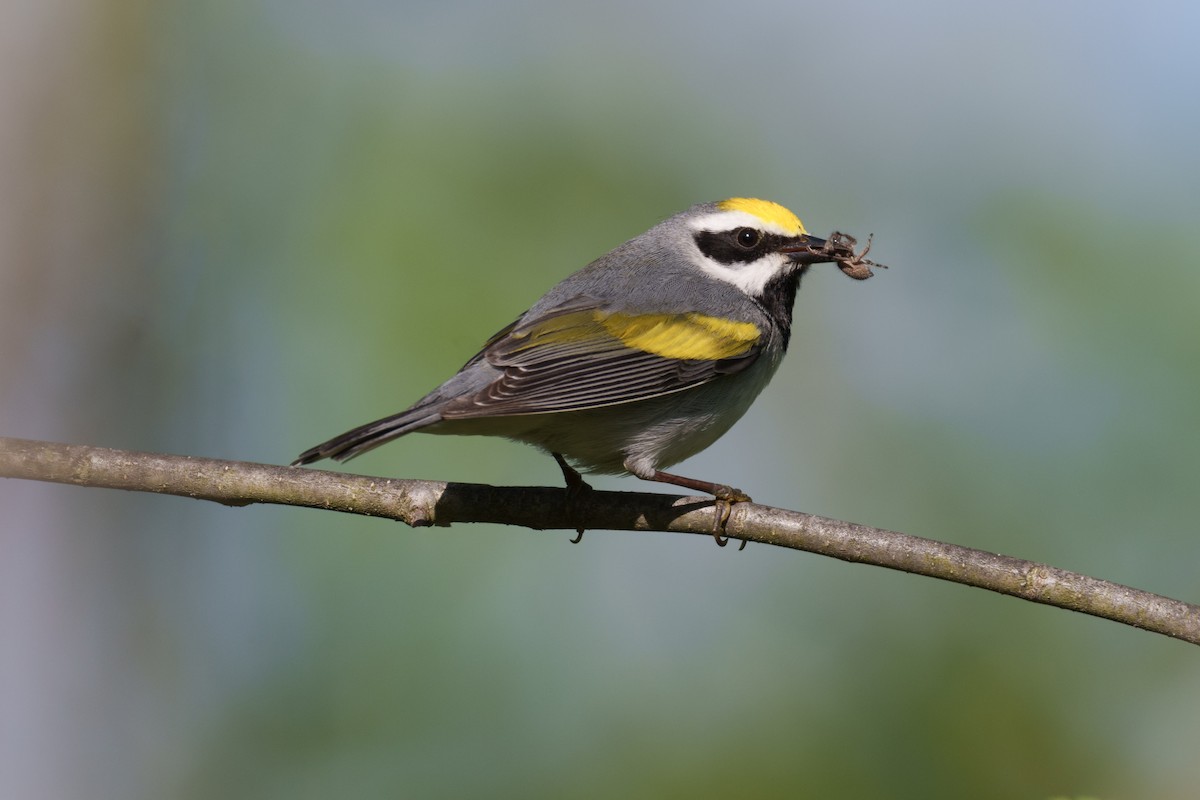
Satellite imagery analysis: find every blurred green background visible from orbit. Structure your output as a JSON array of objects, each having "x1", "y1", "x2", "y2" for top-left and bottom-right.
[{"x1": 2, "y1": 1, "x2": 1198, "y2": 798}]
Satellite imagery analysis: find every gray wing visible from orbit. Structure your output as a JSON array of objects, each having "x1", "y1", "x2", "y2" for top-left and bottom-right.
[{"x1": 440, "y1": 296, "x2": 765, "y2": 419}]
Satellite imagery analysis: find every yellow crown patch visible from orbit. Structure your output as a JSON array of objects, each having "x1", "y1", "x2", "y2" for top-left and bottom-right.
[{"x1": 718, "y1": 198, "x2": 806, "y2": 235}]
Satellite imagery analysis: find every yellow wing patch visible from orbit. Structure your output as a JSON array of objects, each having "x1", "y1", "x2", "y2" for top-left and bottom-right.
[
  {"x1": 601, "y1": 312, "x2": 760, "y2": 360},
  {"x1": 510, "y1": 309, "x2": 761, "y2": 361},
  {"x1": 718, "y1": 198, "x2": 806, "y2": 236}
]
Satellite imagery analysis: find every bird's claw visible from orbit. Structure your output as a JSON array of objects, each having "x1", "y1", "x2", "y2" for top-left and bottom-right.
[
  {"x1": 554, "y1": 453, "x2": 591, "y2": 543},
  {"x1": 711, "y1": 485, "x2": 751, "y2": 549}
]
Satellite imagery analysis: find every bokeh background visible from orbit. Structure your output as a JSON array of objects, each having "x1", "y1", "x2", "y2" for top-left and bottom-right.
[{"x1": 2, "y1": 1, "x2": 1198, "y2": 798}]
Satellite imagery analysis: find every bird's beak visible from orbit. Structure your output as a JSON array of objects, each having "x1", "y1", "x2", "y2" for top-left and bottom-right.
[
  {"x1": 781, "y1": 231, "x2": 887, "y2": 279},
  {"x1": 780, "y1": 234, "x2": 834, "y2": 264}
]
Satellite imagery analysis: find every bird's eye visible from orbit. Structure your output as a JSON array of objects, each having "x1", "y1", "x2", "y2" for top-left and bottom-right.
[{"x1": 735, "y1": 228, "x2": 761, "y2": 249}]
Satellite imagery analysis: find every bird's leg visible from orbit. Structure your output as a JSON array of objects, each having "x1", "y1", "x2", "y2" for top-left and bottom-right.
[
  {"x1": 553, "y1": 453, "x2": 591, "y2": 543},
  {"x1": 645, "y1": 469, "x2": 751, "y2": 549}
]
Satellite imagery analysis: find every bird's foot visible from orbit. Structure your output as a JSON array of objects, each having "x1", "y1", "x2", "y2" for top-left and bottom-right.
[
  {"x1": 553, "y1": 453, "x2": 591, "y2": 543},
  {"x1": 710, "y1": 484, "x2": 752, "y2": 549},
  {"x1": 640, "y1": 467, "x2": 753, "y2": 550}
]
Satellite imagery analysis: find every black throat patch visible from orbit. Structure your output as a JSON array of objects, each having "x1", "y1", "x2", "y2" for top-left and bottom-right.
[{"x1": 756, "y1": 267, "x2": 806, "y2": 350}]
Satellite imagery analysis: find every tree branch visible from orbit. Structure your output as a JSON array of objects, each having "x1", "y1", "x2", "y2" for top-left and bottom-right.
[{"x1": 2, "y1": 436, "x2": 1197, "y2": 645}]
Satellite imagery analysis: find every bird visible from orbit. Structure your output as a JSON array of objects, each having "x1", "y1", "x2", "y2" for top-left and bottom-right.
[{"x1": 293, "y1": 198, "x2": 881, "y2": 545}]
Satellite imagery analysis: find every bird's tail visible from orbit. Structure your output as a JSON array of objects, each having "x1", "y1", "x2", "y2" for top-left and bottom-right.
[{"x1": 291, "y1": 406, "x2": 442, "y2": 466}]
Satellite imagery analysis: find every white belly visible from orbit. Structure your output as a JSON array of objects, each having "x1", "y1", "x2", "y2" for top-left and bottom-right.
[{"x1": 436, "y1": 346, "x2": 786, "y2": 477}]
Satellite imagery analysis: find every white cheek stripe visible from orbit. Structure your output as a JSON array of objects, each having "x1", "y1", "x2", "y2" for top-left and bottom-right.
[
  {"x1": 687, "y1": 210, "x2": 798, "y2": 238},
  {"x1": 690, "y1": 251, "x2": 789, "y2": 296}
]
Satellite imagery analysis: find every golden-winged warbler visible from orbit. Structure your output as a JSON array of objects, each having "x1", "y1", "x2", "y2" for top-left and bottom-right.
[{"x1": 294, "y1": 198, "x2": 882, "y2": 542}]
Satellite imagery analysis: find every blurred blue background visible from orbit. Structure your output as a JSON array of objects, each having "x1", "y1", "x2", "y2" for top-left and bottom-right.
[{"x1": 2, "y1": 1, "x2": 1198, "y2": 798}]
